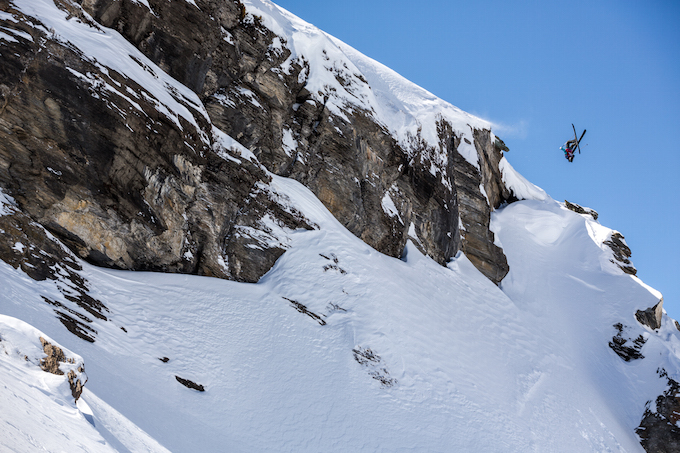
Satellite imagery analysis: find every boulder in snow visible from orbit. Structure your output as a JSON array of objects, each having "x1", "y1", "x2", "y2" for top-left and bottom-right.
[
  {"x1": 636, "y1": 300, "x2": 665, "y2": 331},
  {"x1": 609, "y1": 323, "x2": 646, "y2": 362},
  {"x1": 564, "y1": 200, "x2": 598, "y2": 220},
  {"x1": 0, "y1": 315, "x2": 87, "y2": 401}
]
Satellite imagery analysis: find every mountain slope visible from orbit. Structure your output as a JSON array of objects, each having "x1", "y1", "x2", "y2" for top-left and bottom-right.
[
  {"x1": 0, "y1": 0, "x2": 679, "y2": 451},
  {"x1": 2, "y1": 175, "x2": 678, "y2": 452}
]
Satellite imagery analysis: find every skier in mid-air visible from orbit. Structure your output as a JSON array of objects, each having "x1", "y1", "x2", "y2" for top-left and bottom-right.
[
  {"x1": 561, "y1": 141, "x2": 576, "y2": 162},
  {"x1": 561, "y1": 125, "x2": 586, "y2": 162}
]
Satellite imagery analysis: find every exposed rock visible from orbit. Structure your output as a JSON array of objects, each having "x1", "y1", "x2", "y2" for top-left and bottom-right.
[
  {"x1": 603, "y1": 232, "x2": 637, "y2": 276},
  {"x1": 0, "y1": 194, "x2": 106, "y2": 342},
  {"x1": 73, "y1": 0, "x2": 511, "y2": 278},
  {"x1": 609, "y1": 323, "x2": 646, "y2": 362},
  {"x1": 494, "y1": 136, "x2": 509, "y2": 153},
  {"x1": 1, "y1": 318, "x2": 89, "y2": 403},
  {"x1": 564, "y1": 200, "x2": 599, "y2": 220},
  {"x1": 321, "y1": 252, "x2": 347, "y2": 274},
  {"x1": 0, "y1": 0, "x2": 312, "y2": 285},
  {"x1": 636, "y1": 300, "x2": 665, "y2": 331},
  {"x1": 352, "y1": 346, "x2": 397, "y2": 388},
  {"x1": 39, "y1": 336, "x2": 87, "y2": 401},
  {"x1": 175, "y1": 375, "x2": 205, "y2": 392},
  {"x1": 636, "y1": 369, "x2": 680, "y2": 453},
  {"x1": 39, "y1": 336, "x2": 67, "y2": 374},
  {"x1": 472, "y1": 129, "x2": 515, "y2": 211},
  {"x1": 450, "y1": 129, "x2": 512, "y2": 284},
  {"x1": 47, "y1": 303, "x2": 97, "y2": 343},
  {"x1": 67, "y1": 369, "x2": 85, "y2": 401},
  {"x1": 283, "y1": 297, "x2": 327, "y2": 326}
]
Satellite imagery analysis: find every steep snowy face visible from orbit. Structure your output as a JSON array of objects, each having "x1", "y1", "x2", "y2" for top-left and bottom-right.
[
  {"x1": 0, "y1": 0, "x2": 531, "y2": 288},
  {"x1": 1, "y1": 175, "x2": 679, "y2": 452}
]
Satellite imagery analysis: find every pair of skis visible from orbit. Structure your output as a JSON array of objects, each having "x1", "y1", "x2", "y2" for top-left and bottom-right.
[{"x1": 571, "y1": 124, "x2": 586, "y2": 154}]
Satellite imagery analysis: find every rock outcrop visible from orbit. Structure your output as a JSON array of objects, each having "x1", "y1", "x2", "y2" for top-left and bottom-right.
[
  {"x1": 40, "y1": 336, "x2": 87, "y2": 401},
  {"x1": 0, "y1": 0, "x2": 312, "y2": 284},
  {"x1": 609, "y1": 322, "x2": 646, "y2": 362},
  {"x1": 0, "y1": 0, "x2": 514, "y2": 292},
  {"x1": 0, "y1": 316, "x2": 88, "y2": 402},
  {"x1": 564, "y1": 200, "x2": 598, "y2": 220},
  {"x1": 452, "y1": 130, "x2": 512, "y2": 282},
  {"x1": 636, "y1": 300, "x2": 664, "y2": 331},
  {"x1": 604, "y1": 232, "x2": 637, "y2": 276},
  {"x1": 637, "y1": 370, "x2": 680, "y2": 453},
  {"x1": 175, "y1": 375, "x2": 205, "y2": 392}
]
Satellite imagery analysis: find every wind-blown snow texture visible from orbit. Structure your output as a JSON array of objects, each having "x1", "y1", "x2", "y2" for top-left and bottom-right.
[
  {"x1": 1, "y1": 0, "x2": 679, "y2": 451},
  {"x1": 2, "y1": 174, "x2": 678, "y2": 452}
]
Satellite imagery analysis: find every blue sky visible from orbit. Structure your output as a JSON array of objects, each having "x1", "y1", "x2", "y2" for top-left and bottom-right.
[{"x1": 274, "y1": 0, "x2": 680, "y2": 319}]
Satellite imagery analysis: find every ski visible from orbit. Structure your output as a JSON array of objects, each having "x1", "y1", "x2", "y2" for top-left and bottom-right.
[
  {"x1": 572, "y1": 124, "x2": 586, "y2": 154},
  {"x1": 577, "y1": 129, "x2": 586, "y2": 153}
]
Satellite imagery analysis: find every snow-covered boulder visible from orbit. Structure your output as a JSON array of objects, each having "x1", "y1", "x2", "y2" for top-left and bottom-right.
[{"x1": 0, "y1": 314, "x2": 87, "y2": 401}]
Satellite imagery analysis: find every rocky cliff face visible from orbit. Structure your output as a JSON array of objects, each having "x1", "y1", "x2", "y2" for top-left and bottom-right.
[
  {"x1": 0, "y1": 0, "x2": 313, "y2": 284},
  {"x1": 0, "y1": 0, "x2": 513, "y2": 289}
]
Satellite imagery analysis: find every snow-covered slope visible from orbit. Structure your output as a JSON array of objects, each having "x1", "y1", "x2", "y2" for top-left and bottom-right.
[
  {"x1": 0, "y1": 315, "x2": 168, "y2": 452},
  {"x1": 2, "y1": 174, "x2": 678, "y2": 452},
  {"x1": 1, "y1": 0, "x2": 679, "y2": 451}
]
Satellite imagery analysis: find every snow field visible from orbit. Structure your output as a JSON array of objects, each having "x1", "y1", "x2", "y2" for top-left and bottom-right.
[{"x1": 2, "y1": 175, "x2": 678, "y2": 451}]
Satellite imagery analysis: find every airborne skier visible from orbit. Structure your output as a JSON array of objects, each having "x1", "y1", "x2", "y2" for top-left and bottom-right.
[{"x1": 561, "y1": 124, "x2": 586, "y2": 162}]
